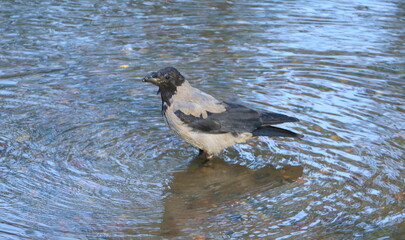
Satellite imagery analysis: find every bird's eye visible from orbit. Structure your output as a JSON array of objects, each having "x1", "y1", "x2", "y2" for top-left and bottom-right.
[{"x1": 164, "y1": 74, "x2": 170, "y2": 80}]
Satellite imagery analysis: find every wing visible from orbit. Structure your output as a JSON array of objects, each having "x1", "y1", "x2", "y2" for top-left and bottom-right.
[
  {"x1": 260, "y1": 111, "x2": 299, "y2": 125},
  {"x1": 174, "y1": 102, "x2": 262, "y2": 133},
  {"x1": 175, "y1": 101, "x2": 299, "y2": 134}
]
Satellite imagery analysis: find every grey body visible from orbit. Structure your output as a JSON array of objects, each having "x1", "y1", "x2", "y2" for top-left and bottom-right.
[
  {"x1": 164, "y1": 81, "x2": 253, "y2": 156},
  {"x1": 143, "y1": 67, "x2": 300, "y2": 158}
]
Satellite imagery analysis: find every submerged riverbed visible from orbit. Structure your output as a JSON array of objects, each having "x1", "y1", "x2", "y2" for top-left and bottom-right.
[{"x1": 0, "y1": 0, "x2": 404, "y2": 239}]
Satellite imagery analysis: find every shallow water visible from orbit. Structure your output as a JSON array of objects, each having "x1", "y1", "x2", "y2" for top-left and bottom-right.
[{"x1": 0, "y1": 0, "x2": 404, "y2": 239}]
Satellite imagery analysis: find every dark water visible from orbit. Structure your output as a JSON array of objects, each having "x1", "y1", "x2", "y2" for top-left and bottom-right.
[{"x1": 1, "y1": 0, "x2": 404, "y2": 239}]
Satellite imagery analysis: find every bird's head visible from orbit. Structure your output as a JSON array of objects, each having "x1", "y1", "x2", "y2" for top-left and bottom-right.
[{"x1": 142, "y1": 67, "x2": 185, "y2": 88}]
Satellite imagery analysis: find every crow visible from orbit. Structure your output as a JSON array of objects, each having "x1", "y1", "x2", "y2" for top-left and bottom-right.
[{"x1": 143, "y1": 67, "x2": 301, "y2": 160}]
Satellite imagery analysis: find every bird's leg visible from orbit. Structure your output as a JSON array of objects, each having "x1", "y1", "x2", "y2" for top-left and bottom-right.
[{"x1": 197, "y1": 149, "x2": 214, "y2": 165}]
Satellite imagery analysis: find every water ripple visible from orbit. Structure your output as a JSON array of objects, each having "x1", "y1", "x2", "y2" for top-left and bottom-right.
[{"x1": 0, "y1": 0, "x2": 404, "y2": 239}]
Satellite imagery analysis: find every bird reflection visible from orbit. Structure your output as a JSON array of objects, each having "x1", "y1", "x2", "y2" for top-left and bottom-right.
[{"x1": 160, "y1": 156, "x2": 303, "y2": 237}]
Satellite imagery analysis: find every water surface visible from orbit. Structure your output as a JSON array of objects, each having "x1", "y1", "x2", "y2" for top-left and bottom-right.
[{"x1": 0, "y1": 0, "x2": 404, "y2": 239}]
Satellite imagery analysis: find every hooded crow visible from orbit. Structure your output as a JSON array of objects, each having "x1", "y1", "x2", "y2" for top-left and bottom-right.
[{"x1": 143, "y1": 67, "x2": 301, "y2": 159}]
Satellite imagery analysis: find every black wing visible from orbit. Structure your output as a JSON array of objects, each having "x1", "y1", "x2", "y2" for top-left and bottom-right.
[
  {"x1": 174, "y1": 101, "x2": 298, "y2": 133},
  {"x1": 260, "y1": 111, "x2": 299, "y2": 125}
]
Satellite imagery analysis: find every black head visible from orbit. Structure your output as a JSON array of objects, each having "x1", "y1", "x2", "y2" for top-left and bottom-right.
[
  {"x1": 142, "y1": 67, "x2": 186, "y2": 110},
  {"x1": 142, "y1": 67, "x2": 185, "y2": 88}
]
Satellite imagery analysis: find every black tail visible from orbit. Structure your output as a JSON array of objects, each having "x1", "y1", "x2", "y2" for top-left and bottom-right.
[{"x1": 252, "y1": 126, "x2": 302, "y2": 138}]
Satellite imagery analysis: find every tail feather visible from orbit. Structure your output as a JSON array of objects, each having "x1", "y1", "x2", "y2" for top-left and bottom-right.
[{"x1": 252, "y1": 126, "x2": 302, "y2": 138}]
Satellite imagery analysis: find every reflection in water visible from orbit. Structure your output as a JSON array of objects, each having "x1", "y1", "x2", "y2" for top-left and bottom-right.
[{"x1": 161, "y1": 157, "x2": 303, "y2": 237}]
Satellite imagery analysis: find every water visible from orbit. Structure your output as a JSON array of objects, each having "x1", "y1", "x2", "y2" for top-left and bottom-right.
[{"x1": 0, "y1": 0, "x2": 404, "y2": 239}]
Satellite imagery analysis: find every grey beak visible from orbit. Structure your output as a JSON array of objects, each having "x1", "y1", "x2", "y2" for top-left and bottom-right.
[{"x1": 142, "y1": 72, "x2": 160, "y2": 85}]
